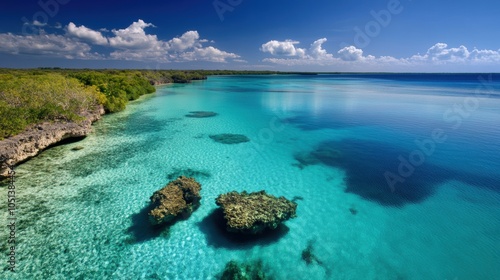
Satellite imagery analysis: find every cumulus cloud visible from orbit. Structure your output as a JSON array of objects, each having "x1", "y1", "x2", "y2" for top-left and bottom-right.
[
  {"x1": 0, "y1": 33, "x2": 101, "y2": 59},
  {"x1": 0, "y1": 19, "x2": 241, "y2": 63},
  {"x1": 168, "y1": 31, "x2": 202, "y2": 52},
  {"x1": 109, "y1": 20, "x2": 160, "y2": 49},
  {"x1": 66, "y1": 22, "x2": 108, "y2": 45},
  {"x1": 262, "y1": 39, "x2": 500, "y2": 68},
  {"x1": 262, "y1": 38, "x2": 337, "y2": 65},
  {"x1": 309, "y1": 38, "x2": 332, "y2": 59},
  {"x1": 260, "y1": 40, "x2": 306, "y2": 57},
  {"x1": 410, "y1": 43, "x2": 500, "y2": 63},
  {"x1": 337, "y1": 46, "x2": 364, "y2": 61},
  {"x1": 179, "y1": 46, "x2": 240, "y2": 63}
]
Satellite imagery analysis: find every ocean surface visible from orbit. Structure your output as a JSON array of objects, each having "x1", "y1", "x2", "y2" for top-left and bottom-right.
[{"x1": 1, "y1": 74, "x2": 500, "y2": 279}]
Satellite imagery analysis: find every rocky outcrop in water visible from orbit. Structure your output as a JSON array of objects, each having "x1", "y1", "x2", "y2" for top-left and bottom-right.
[
  {"x1": 0, "y1": 106, "x2": 105, "y2": 179},
  {"x1": 149, "y1": 176, "x2": 202, "y2": 225},
  {"x1": 215, "y1": 190, "x2": 297, "y2": 234}
]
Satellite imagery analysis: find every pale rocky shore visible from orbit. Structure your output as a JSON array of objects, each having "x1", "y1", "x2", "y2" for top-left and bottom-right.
[{"x1": 0, "y1": 105, "x2": 105, "y2": 179}]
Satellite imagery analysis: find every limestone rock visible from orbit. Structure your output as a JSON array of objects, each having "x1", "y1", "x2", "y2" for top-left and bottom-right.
[
  {"x1": 149, "y1": 176, "x2": 202, "y2": 225},
  {"x1": 0, "y1": 106, "x2": 105, "y2": 179},
  {"x1": 215, "y1": 190, "x2": 297, "y2": 234}
]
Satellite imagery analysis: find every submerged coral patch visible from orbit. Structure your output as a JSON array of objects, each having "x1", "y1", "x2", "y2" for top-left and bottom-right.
[
  {"x1": 215, "y1": 190, "x2": 297, "y2": 234},
  {"x1": 218, "y1": 260, "x2": 272, "y2": 280},
  {"x1": 209, "y1": 134, "x2": 250, "y2": 144},
  {"x1": 148, "y1": 176, "x2": 202, "y2": 225},
  {"x1": 166, "y1": 168, "x2": 211, "y2": 181},
  {"x1": 185, "y1": 111, "x2": 218, "y2": 118}
]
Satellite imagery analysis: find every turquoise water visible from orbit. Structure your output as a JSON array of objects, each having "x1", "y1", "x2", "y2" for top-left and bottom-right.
[{"x1": 1, "y1": 74, "x2": 500, "y2": 279}]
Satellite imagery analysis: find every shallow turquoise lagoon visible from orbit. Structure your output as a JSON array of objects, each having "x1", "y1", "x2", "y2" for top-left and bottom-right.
[{"x1": 1, "y1": 74, "x2": 499, "y2": 279}]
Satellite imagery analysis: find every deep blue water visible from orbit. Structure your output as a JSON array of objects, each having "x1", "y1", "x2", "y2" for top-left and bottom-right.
[{"x1": 1, "y1": 74, "x2": 499, "y2": 279}]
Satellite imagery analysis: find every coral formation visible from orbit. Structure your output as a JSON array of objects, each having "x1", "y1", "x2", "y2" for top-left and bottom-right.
[
  {"x1": 215, "y1": 190, "x2": 297, "y2": 234},
  {"x1": 209, "y1": 134, "x2": 250, "y2": 144},
  {"x1": 148, "y1": 176, "x2": 202, "y2": 225},
  {"x1": 185, "y1": 111, "x2": 218, "y2": 118}
]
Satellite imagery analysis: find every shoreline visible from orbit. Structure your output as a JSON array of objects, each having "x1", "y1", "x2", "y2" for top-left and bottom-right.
[{"x1": 0, "y1": 105, "x2": 105, "y2": 179}]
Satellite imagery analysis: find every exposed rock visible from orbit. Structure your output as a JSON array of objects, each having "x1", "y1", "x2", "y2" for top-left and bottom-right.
[
  {"x1": 0, "y1": 106, "x2": 105, "y2": 179},
  {"x1": 209, "y1": 134, "x2": 250, "y2": 145},
  {"x1": 219, "y1": 260, "x2": 271, "y2": 280},
  {"x1": 215, "y1": 190, "x2": 297, "y2": 234},
  {"x1": 149, "y1": 176, "x2": 202, "y2": 225},
  {"x1": 185, "y1": 111, "x2": 218, "y2": 118}
]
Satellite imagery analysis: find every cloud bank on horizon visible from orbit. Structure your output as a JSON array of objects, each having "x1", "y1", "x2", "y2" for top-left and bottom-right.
[
  {"x1": 0, "y1": 18, "x2": 499, "y2": 71},
  {"x1": 260, "y1": 38, "x2": 500, "y2": 68},
  {"x1": 0, "y1": 20, "x2": 241, "y2": 63}
]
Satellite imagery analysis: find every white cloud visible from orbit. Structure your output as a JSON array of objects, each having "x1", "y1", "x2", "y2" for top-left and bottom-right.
[
  {"x1": 0, "y1": 19, "x2": 241, "y2": 63},
  {"x1": 0, "y1": 33, "x2": 101, "y2": 59},
  {"x1": 337, "y1": 46, "x2": 364, "y2": 61},
  {"x1": 109, "y1": 19, "x2": 160, "y2": 49},
  {"x1": 262, "y1": 39, "x2": 500, "y2": 68},
  {"x1": 410, "y1": 43, "x2": 500, "y2": 64},
  {"x1": 261, "y1": 38, "x2": 336, "y2": 65},
  {"x1": 66, "y1": 22, "x2": 108, "y2": 45},
  {"x1": 168, "y1": 31, "x2": 201, "y2": 52},
  {"x1": 309, "y1": 38, "x2": 332, "y2": 59},
  {"x1": 260, "y1": 40, "x2": 306, "y2": 57},
  {"x1": 179, "y1": 46, "x2": 240, "y2": 63}
]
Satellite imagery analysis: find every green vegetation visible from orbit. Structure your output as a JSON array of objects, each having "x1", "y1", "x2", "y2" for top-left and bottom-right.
[
  {"x1": 0, "y1": 68, "x2": 309, "y2": 140},
  {"x1": 0, "y1": 69, "x2": 210, "y2": 139}
]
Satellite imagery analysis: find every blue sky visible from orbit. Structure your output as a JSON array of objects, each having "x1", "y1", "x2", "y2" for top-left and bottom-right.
[{"x1": 0, "y1": 0, "x2": 499, "y2": 72}]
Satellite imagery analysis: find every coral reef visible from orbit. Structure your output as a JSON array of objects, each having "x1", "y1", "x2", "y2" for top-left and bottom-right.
[
  {"x1": 219, "y1": 260, "x2": 271, "y2": 280},
  {"x1": 209, "y1": 134, "x2": 250, "y2": 144},
  {"x1": 148, "y1": 176, "x2": 202, "y2": 225},
  {"x1": 215, "y1": 191, "x2": 297, "y2": 234},
  {"x1": 185, "y1": 111, "x2": 218, "y2": 118}
]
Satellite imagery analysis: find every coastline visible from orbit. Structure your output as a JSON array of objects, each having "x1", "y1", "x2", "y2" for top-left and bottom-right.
[{"x1": 0, "y1": 105, "x2": 105, "y2": 179}]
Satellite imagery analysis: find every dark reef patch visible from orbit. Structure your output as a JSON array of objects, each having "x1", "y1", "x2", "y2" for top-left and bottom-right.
[
  {"x1": 166, "y1": 168, "x2": 211, "y2": 181},
  {"x1": 185, "y1": 111, "x2": 218, "y2": 118},
  {"x1": 293, "y1": 139, "x2": 500, "y2": 206},
  {"x1": 209, "y1": 134, "x2": 250, "y2": 144},
  {"x1": 197, "y1": 208, "x2": 289, "y2": 249},
  {"x1": 64, "y1": 139, "x2": 162, "y2": 177},
  {"x1": 217, "y1": 259, "x2": 273, "y2": 280},
  {"x1": 70, "y1": 184, "x2": 112, "y2": 205}
]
